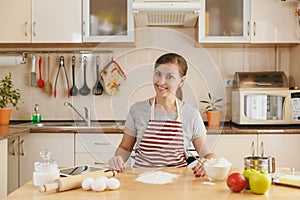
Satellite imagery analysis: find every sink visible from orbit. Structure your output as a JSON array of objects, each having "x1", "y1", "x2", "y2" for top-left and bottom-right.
[{"x1": 14, "y1": 121, "x2": 125, "y2": 129}]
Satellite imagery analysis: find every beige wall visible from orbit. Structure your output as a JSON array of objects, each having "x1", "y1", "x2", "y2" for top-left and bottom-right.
[
  {"x1": 0, "y1": 27, "x2": 293, "y2": 122},
  {"x1": 290, "y1": 45, "x2": 300, "y2": 88}
]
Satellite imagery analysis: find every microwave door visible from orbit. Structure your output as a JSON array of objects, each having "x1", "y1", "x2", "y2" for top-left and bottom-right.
[
  {"x1": 267, "y1": 96, "x2": 284, "y2": 120},
  {"x1": 244, "y1": 95, "x2": 267, "y2": 120}
]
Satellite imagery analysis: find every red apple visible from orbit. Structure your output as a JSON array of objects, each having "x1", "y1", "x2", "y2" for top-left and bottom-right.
[{"x1": 226, "y1": 172, "x2": 247, "y2": 192}]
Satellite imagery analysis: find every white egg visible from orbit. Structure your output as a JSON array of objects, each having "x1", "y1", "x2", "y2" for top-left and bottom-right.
[
  {"x1": 91, "y1": 179, "x2": 107, "y2": 192},
  {"x1": 96, "y1": 176, "x2": 109, "y2": 184},
  {"x1": 81, "y1": 177, "x2": 95, "y2": 191},
  {"x1": 107, "y1": 178, "x2": 120, "y2": 190}
]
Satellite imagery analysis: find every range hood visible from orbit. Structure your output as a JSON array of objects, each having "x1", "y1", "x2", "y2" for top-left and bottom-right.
[{"x1": 133, "y1": 0, "x2": 201, "y2": 27}]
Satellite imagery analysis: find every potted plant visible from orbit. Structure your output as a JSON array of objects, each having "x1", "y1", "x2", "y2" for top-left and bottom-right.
[
  {"x1": 200, "y1": 93, "x2": 223, "y2": 127},
  {"x1": 0, "y1": 73, "x2": 21, "y2": 125}
]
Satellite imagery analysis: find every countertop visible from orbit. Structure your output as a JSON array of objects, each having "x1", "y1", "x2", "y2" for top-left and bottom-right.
[
  {"x1": 1, "y1": 122, "x2": 300, "y2": 141},
  {"x1": 4, "y1": 168, "x2": 300, "y2": 200},
  {"x1": 0, "y1": 125, "x2": 30, "y2": 140}
]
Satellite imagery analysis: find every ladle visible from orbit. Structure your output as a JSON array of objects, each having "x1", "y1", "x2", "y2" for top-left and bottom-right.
[
  {"x1": 79, "y1": 56, "x2": 90, "y2": 96},
  {"x1": 70, "y1": 56, "x2": 78, "y2": 96}
]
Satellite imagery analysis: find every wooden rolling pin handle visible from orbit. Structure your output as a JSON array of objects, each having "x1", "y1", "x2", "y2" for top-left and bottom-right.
[
  {"x1": 39, "y1": 181, "x2": 59, "y2": 192},
  {"x1": 39, "y1": 170, "x2": 117, "y2": 193}
]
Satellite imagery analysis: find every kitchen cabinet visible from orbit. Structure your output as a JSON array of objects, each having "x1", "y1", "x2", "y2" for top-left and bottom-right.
[
  {"x1": 8, "y1": 135, "x2": 25, "y2": 194},
  {"x1": 75, "y1": 133, "x2": 130, "y2": 167},
  {"x1": 250, "y1": 0, "x2": 299, "y2": 43},
  {"x1": 0, "y1": 139, "x2": 8, "y2": 199},
  {"x1": 206, "y1": 134, "x2": 257, "y2": 168},
  {"x1": 206, "y1": 133, "x2": 300, "y2": 170},
  {"x1": 198, "y1": 0, "x2": 250, "y2": 43},
  {"x1": 258, "y1": 134, "x2": 300, "y2": 170},
  {"x1": 7, "y1": 133, "x2": 74, "y2": 194},
  {"x1": 0, "y1": 0, "x2": 81, "y2": 43},
  {"x1": 198, "y1": 0, "x2": 299, "y2": 43},
  {"x1": 82, "y1": 0, "x2": 134, "y2": 42},
  {"x1": 0, "y1": 0, "x2": 31, "y2": 43},
  {"x1": 31, "y1": 0, "x2": 81, "y2": 43}
]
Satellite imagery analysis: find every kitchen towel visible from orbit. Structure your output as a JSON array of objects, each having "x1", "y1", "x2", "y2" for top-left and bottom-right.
[{"x1": 0, "y1": 56, "x2": 24, "y2": 67}]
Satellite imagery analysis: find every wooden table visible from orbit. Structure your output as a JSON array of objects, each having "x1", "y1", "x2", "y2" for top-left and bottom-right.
[{"x1": 4, "y1": 168, "x2": 300, "y2": 200}]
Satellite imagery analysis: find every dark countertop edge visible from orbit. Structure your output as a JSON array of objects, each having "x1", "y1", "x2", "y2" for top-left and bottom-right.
[
  {"x1": 29, "y1": 128, "x2": 124, "y2": 134},
  {"x1": 0, "y1": 127, "x2": 30, "y2": 140},
  {"x1": 1, "y1": 121, "x2": 300, "y2": 141}
]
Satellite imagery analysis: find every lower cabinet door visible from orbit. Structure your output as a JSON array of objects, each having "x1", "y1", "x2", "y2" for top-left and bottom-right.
[
  {"x1": 207, "y1": 134, "x2": 257, "y2": 168},
  {"x1": 19, "y1": 133, "x2": 75, "y2": 186},
  {"x1": 75, "y1": 153, "x2": 131, "y2": 168},
  {"x1": 258, "y1": 134, "x2": 300, "y2": 170},
  {"x1": 75, "y1": 153, "x2": 112, "y2": 167}
]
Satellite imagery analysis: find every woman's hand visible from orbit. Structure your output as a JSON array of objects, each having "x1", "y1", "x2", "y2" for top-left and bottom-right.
[
  {"x1": 108, "y1": 156, "x2": 126, "y2": 172},
  {"x1": 192, "y1": 158, "x2": 208, "y2": 177}
]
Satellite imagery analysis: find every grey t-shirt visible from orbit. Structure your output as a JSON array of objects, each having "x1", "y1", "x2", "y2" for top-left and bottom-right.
[{"x1": 124, "y1": 99, "x2": 207, "y2": 150}]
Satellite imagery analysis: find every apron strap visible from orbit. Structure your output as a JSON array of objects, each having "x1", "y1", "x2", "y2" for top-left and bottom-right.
[{"x1": 150, "y1": 98, "x2": 182, "y2": 122}]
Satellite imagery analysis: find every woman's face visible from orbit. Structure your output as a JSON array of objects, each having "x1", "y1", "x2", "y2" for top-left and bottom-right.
[{"x1": 153, "y1": 63, "x2": 185, "y2": 98}]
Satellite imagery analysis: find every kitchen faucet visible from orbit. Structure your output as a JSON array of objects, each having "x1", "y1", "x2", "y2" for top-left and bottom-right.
[{"x1": 64, "y1": 102, "x2": 91, "y2": 126}]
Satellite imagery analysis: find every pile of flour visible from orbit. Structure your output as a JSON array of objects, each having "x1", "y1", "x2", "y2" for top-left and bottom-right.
[{"x1": 135, "y1": 171, "x2": 179, "y2": 185}]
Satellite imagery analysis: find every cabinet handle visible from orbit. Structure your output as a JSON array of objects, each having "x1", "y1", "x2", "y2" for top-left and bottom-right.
[
  {"x1": 253, "y1": 21, "x2": 256, "y2": 37},
  {"x1": 33, "y1": 22, "x2": 36, "y2": 37},
  {"x1": 247, "y1": 21, "x2": 250, "y2": 36},
  {"x1": 11, "y1": 139, "x2": 16, "y2": 156},
  {"x1": 83, "y1": 21, "x2": 86, "y2": 36},
  {"x1": 20, "y1": 139, "x2": 25, "y2": 156},
  {"x1": 94, "y1": 142, "x2": 110, "y2": 146},
  {"x1": 24, "y1": 21, "x2": 28, "y2": 37}
]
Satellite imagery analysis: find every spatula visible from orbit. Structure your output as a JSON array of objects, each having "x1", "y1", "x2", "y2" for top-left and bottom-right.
[
  {"x1": 38, "y1": 56, "x2": 44, "y2": 88},
  {"x1": 44, "y1": 55, "x2": 52, "y2": 95},
  {"x1": 92, "y1": 56, "x2": 103, "y2": 95}
]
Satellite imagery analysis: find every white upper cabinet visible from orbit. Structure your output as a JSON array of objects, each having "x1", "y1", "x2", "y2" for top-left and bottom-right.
[
  {"x1": 0, "y1": 0, "x2": 81, "y2": 43},
  {"x1": 198, "y1": 0, "x2": 299, "y2": 43},
  {"x1": 198, "y1": 0, "x2": 250, "y2": 43},
  {"x1": 82, "y1": 0, "x2": 134, "y2": 42},
  {"x1": 250, "y1": 0, "x2": 299, "y2": 43},
  {"x1": 0, "y1": 0, "x2": 31, "y2": 43},
  {"x1": 31, "y1": 0, "x2": 82, "y2": 43}
]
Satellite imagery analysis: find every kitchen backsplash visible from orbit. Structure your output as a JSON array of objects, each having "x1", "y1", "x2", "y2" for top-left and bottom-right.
[{"x1": 0, "y1": 27, "x2": 290, "y2": 122}]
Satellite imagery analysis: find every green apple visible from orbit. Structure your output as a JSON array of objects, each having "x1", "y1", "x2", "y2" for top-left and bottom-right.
[
  {"x1": 249, "y1": 171, "x2": 271, "y2": 195},
  {"x1": 242, "y1": 169, "x2": 257, "y2": 189}
]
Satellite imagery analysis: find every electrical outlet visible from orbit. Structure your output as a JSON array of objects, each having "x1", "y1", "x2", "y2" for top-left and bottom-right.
[{"x1": 224, "y1": 78, "x2": 234, "y2": 88}]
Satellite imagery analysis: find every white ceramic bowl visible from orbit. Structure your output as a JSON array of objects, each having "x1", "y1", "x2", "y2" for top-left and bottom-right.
[{"x1": 204, "y1": 157, "x2": 232, "y2": 181}]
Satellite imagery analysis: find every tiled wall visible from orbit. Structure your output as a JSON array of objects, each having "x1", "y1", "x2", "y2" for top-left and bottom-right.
[{"x1": 0, "y1": 27, "x2": 292, "y2": 122}]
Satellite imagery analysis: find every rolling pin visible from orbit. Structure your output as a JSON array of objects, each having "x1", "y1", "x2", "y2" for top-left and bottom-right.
[{"x1": 39, "y1": 170, "x2": 116, "y2": 192}]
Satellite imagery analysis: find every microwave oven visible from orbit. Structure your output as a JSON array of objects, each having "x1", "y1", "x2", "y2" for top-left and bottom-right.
[{"x1": 231, "y1": 89, "x2": 300, "y2": 125}]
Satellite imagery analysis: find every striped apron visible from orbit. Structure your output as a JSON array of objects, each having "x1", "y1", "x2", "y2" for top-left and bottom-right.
[{"x1": 134, "y1": 98, "x2": 187, "y2": 168}]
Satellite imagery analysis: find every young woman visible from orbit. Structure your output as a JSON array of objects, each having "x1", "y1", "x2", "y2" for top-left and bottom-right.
[{"x1": 108, "y1": 53, "x2": 216, "y2": 177}]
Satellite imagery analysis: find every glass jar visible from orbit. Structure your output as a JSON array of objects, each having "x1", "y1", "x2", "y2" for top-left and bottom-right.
[{"x1": 33, "y1": 150, "x2": 59, "y2": 186}]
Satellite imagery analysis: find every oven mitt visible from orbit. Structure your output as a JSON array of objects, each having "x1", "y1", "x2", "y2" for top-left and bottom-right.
[{"x1": 101, "y1": 60, "x2": 126, "y2": 95}]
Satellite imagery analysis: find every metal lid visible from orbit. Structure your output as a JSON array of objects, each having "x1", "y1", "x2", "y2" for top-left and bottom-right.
[{"x1": 233, "y1": 71, "x2": 288, "y2": 88}]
